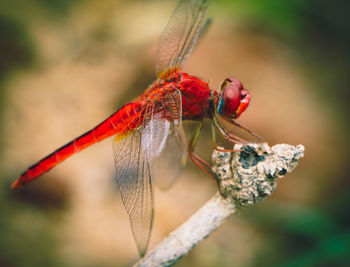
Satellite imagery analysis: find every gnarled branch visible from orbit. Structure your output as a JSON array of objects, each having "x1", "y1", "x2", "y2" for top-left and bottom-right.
[{"x1": 134, "y1": 143, "x2": 305, "y2": 267}]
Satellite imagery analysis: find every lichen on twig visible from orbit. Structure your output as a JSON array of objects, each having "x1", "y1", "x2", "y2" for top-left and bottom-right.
[
  {"x1": 134, "y1": 143, "x2": 304, "y2": 267},
  {"x1": 213, "y1": 143, "x2": 305, "y2": 206}
]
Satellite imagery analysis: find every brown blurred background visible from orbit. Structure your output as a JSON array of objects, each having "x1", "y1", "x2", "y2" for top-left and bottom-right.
[{"x1": 1, "y1": 0, "x2": 349, "y2": 266}]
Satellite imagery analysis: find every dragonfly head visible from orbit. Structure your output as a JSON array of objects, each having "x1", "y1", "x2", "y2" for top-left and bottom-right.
[{"x1": 216, "y1": 78, "x2": 250, "y2": 119}]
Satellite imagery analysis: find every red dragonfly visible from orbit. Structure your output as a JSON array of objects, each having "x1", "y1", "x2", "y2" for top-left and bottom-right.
[{"x1": 12, "y1": 0, "x2": 258, "y2": 256}]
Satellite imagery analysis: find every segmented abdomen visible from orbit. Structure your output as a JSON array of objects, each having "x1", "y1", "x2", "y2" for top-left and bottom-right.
[{"x1": 12, "y1": 102, "x2": 143, "y2": 188}]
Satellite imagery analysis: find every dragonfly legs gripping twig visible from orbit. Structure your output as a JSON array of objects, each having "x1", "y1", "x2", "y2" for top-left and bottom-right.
[
  {"x1": 212, "y1": 116, "x2": 250, "y2": 153},
  {"x1": 188, "y1": 117, "x2": 262, "y2": 184}
]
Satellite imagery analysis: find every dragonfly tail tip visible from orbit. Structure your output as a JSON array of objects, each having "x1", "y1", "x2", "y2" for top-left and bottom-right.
[{"x1": 11, "y1": 179, "x2": 23, "y2": 189}]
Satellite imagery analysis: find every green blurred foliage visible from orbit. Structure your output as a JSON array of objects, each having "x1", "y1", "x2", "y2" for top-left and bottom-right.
[
  {"x1": 0, "y1": 16, "x2": 35, "y2": 82},
  {"x1": 217, "y1": 0, "x2": 306, "y2": 38},
  {"x1": 0, "y1": 177, "x2": 66, "y2": 267},
  {"x1": 242, "y1": 192, "x2": 350, "y2": 266},
  {"x1": 33, "y1": 0, "x2": 81, "y2": 15}
]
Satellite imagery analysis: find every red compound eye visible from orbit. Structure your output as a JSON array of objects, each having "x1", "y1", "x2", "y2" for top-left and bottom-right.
[
  {"x1": 217, "y1": 83, "x2": 241, "y2": 117},
  {"x1": 227, "y1": 78, "x2": 243, "y2": 91},
  {"x1": 217, "y1": 78, "x2": 250, "y2": 119}
]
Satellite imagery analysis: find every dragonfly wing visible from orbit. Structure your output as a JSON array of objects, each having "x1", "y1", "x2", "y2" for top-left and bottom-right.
[
  {"x1": 156, "y1": 0, "x2": 211, "y2": 77},
  {"x1": 144, "y1": 90, "x2": 187, "y2": 190},
  {"x1": 113, "y1": 129, "x2": 154, "y2": 257},
  {"x1": 113, "y1": 90, "x2": 187, "y2": 255}
]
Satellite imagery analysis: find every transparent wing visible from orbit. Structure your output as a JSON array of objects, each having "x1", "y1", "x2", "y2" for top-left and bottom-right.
[
  {"x1": 113, "y1": 91, "x2": 187, "y2": 256},
  {"x1": 144, "y1": 90, "x2": 187, "y2": 189},
  {"x1": 113, "y1": 129, "x2": 154, "y2": 257},
  {"x1": 156, "y1": 0, "x2": 210, "y2": 77}
]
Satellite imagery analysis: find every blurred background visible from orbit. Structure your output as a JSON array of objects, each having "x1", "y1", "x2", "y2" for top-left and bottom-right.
[{"x1": 1, "y1": 0, "x2": 349, "y2": 266}]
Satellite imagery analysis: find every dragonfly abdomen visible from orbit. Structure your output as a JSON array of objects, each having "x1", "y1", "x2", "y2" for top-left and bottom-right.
[{"x1": 12, "y1": 102, "x2": 143, "y2": 188}]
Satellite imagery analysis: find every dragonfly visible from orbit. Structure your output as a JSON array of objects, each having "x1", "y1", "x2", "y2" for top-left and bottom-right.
[{"x1": 12, "y1": 0, "x2": 259, "y2": 257}]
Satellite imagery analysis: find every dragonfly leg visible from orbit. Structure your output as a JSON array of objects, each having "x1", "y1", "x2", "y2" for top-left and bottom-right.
[
  {"x1": 213, "y1": 116, "x2": 249, "y2": 145},
  {"x1": 211, "y1": 119, "x2": 245, "y2": 153},
  {"x1": 214, "y1": 146, "x2": 244, "y2": 153},
  {"x1": 188, "y1": 122, "x2": 218, "y2": 181},
  {"x1": 223, "y1": 117, "x2": 264, "y2": 142}
]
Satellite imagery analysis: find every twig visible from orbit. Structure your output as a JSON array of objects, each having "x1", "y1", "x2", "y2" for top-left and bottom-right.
[{"x1": 134, "y1": 143, "x2": 305, "y2": 267}]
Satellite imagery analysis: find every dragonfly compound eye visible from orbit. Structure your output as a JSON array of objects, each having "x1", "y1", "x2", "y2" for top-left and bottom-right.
[{"x1": 217, "y1": 78, "x2": 245, "y2": 118}]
